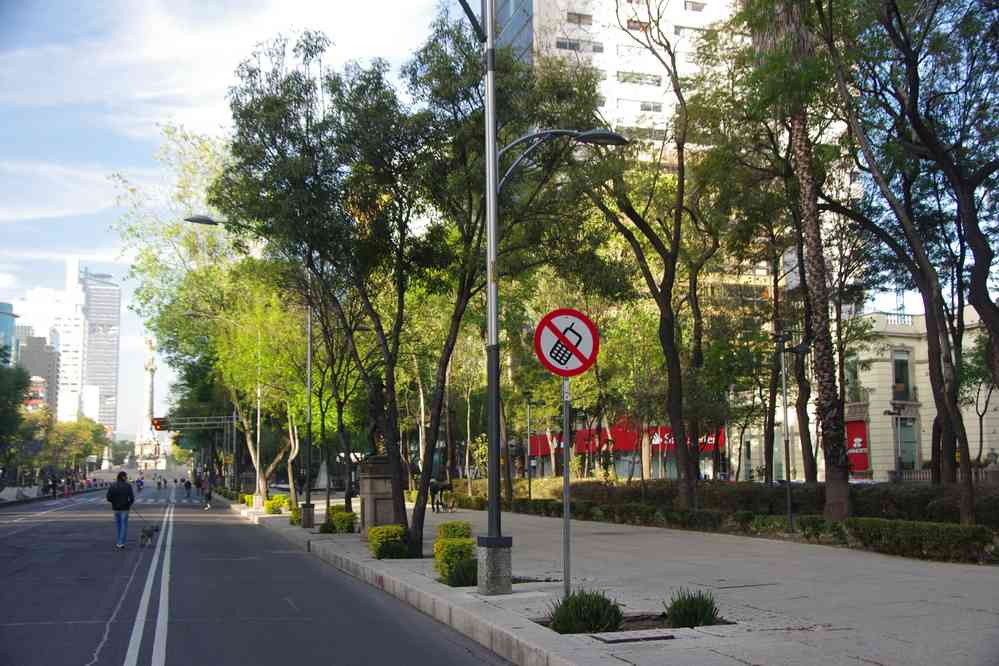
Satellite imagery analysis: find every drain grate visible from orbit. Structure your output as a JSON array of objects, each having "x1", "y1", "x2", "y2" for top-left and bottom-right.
[{"x1": 591, "y1": 630, "x2": 676, "y2": 644}]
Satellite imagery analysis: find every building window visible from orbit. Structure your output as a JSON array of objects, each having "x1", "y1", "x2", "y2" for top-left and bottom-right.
[
  {"x1": 684, "y1": 0, "x2": 706, "y2": 10},
  {"x1": 897, "y1": 417, "x2": 918, "y2": 470},
  {"x1": 674, "y1": 25, "x2": 705, "y2": 36},
  {"x1": 617, "y1": 71, "x2": 662, "y2": 86},
  {"x1": 567, "y1": 11, "x2": 593, "y2": 25},
  {"x1": 845, "y1": 353, "x2": 862, "y2": 402},
  {"x1": 557, "y1": 38, "x2": 603, "y2": 53},
  {"x1": 617, "y1": 44, "x2": 646, "y2": 57},
  {"x1": 892, "y1": 350, "x2": 911, "y2": 401},
  {"x1": 640, "y1": 101, "x2": 663, "y2": 112},
  {"x1": 627, "y1": 18, "x2": 650, "y2": 31}
]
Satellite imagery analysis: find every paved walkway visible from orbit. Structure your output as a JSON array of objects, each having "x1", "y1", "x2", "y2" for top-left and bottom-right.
[
  {"x1": 407, "y1": 508, "x2": 999, "y2": 665},
  {"x1": 228, "y1": 495, "x2": 999, "y2": 665}
]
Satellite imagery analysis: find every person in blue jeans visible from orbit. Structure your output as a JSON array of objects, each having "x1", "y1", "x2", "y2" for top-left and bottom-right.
[{"x1": 106, "y1": 471, "x2": 135, "y2": 550}]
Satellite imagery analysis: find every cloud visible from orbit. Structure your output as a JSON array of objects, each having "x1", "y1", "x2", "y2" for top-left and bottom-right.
[
  {"x1": 0, "y1": 244, "x2": 136, "y2": 265},
  {"x1": 0, "y1": 161, "x2": 164, "y2": 224},
  {"x1": 0, "y1": 1, "x2": 440, "y2": 141},
  {"x1": 0, "y1": 272, "x2": 16, "y2": 289}
]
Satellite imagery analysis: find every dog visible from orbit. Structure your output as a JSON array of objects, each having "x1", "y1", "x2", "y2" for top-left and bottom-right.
[{"x1": 138, "y1": 525, "x2": 159, "y2": 547}]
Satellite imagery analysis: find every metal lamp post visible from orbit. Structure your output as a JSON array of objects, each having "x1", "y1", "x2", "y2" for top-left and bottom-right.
[
  {"x1": 459, "y1": 0, "x2": 628, "y2": 597},
  {"x1": 186, "y1": 214, "x2": 315, "y2": 524}
]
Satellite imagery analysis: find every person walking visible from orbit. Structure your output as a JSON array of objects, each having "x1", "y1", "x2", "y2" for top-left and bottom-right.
[
  {"x1": 106, "y1": 471, "x2": 135, "y2": 550},
  {"x1": 202, "y1": 478, "x2": 212, "y2": 511},
  {"x1": 184, "y1": 479, "x2": 192, "y2": 498}
]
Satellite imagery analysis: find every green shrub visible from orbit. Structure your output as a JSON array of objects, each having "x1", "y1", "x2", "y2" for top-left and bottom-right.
[
  {"x1": 404, "y1": 489, "x2": 418, "y2": 503},
  {"x1": 289, "y1": 507, "x2": 301, "y2": 525},
  {"x1": 664, "y1": 588, "x2": 721, "y2": 628},
  {"x1": 445, "y1": 557, "x2": 478, "y2": 587},
  {"x1": 547, "y1": 589, "x2": 624, "y2": 634},
  {"x1": 571, "y1": 499, "x2": 594, "y2": 520},
  {"x1": 318, "y1": 520, "x2": 335, "y2": 534},
  {"x1": 242, "y1": 493, "x2": 255, "y2": 506},
  {"x1": 437, "y1": 520, "x2": 472, "y2": 539},
  {"x1": 455, "y1": 494, "x2": 488, "y2": 510},
  {"x1": 733, "y1": 510, "x2": 755, "y2": 532},
  {"x1": 797, "y1": 515, "x2": 825, "y2": 541},
  {"x1": 690, "y1": 510, "x2": 725, "y2": 531},
  {"x1": 844, "y1": 517, "x2": 992, "y2": 562},
  {"x1": 368, "y1": 524, "x2": 409, "y2": 559},
  {"x1": 264, "y1": 498, "x2": 283, "y2": 514},
  {"x1": 328, "y1": 503, "x2": 349, "y2": 515},
  {"x1": 331, "y1": 511, "x2": 356, "y2": 533},
  {"x1": 434, "y1": 537, "x2": 476, "y2": 579},
  {"x1": 750, "y1": 515, "x2": 788, "y2": 534}
]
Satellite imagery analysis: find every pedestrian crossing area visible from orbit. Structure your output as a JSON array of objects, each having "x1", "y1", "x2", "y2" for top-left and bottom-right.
[{"x1": 77, "y1": 495, "x2": 205, "y2": 505}]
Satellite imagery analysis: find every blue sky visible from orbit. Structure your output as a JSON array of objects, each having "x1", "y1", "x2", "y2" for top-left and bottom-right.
[{"x1": 0, "y1": 0, "x2": 442, "y2": 437}]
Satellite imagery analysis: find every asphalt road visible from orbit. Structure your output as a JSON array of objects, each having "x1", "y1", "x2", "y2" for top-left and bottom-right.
[{"x1": 0, "y1": 484, "x2": 509, "y2": 666}]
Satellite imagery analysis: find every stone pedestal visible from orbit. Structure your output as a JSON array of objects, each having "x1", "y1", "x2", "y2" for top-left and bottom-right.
[
  {"x1": 477, "y1": 537, "x2": 513, "y2": 595},
  {"x1": 300, "y1": 503, "x2": 315, "y2": 529},
  {"x1": 359, "y1": 455, "x2": 395, "y2": 540}
]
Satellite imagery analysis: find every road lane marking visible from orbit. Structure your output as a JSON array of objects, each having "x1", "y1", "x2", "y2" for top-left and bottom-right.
[
  {"x1": 1, "y1": 497, "x2": 90, "y2": 537},
  {"x1": 123, "y1": 505, "x2": 172, "y2": 666},
  {"x1": 84, "y1": 533, "x2": 152, "y2": 666},
  {"x1": 150, "y1": 502, "x2": 175, "y2": 666},
  {"x1": 284, "y1": 596, "x2": 299, "y2": 613}
]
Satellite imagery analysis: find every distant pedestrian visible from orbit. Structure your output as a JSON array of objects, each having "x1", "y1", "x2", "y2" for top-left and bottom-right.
[
  {"x1": 106, "y1": 471, "x2": 135, "y2": 550},
  {"x1": 184, "y1": 479, "x2": 192, "y2": 498},
  {"x1": 202, "y1": 479, "x2": 212, "y2": 511}
]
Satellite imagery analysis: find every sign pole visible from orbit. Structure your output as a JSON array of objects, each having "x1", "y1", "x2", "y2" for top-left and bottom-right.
[{"x1": 562, "y1": 376, "x2": 571, "y2": 599}]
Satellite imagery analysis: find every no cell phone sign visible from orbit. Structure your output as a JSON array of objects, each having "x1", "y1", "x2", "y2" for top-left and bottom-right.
[{"x1": 533, "y1": 308, "x2": 600, "y2": 378}]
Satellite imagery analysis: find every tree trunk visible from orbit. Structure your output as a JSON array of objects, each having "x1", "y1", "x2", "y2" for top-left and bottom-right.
[
  {"x1": 660, "y1": 309, "x2": 694, "y2": 508},
  {"x1": 337, "y1": 407, "x2": 353, "y2": 513},
  {"x1": 931, "y1": 415, "x2": 941, "y2": 485},
  {"x1": 793, "y1": 225, "x2": 819, "y2": 483},
  {"x1": 790, "y1": 109, "x2": 849, "y2": 520},
  {"x1": 764, "y1": 353, "x2": 778, "y2": 485},
  {"x1": 641, "y1": 423, "x2": 652, "y2": 480},
  {"x1": 500, "y1": 398, "x2": 513, "y2": 502},
  {"x1": 547, "y1": 427, "x2": 557, "y2": 477}
]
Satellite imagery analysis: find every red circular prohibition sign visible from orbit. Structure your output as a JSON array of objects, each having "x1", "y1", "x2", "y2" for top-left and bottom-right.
[{"x1": 533, "y1": 308, "x2": 600, "y2": 378}]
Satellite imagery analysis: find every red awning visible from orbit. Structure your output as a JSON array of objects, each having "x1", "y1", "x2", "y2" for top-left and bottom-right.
[{"x1": 528, "y1": 419, "x2": 725, "y2": 456}]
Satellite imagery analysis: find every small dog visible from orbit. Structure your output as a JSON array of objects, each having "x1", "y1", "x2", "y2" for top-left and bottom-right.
[{"x1": 138, "y1": 525, "x2": 159, "y2": 547}]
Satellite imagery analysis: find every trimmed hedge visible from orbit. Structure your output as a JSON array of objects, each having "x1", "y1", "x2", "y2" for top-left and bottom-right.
[
  {"x1": 457, "y1": 478, "x2": 999, "y2": 530},
  {"x1": 844, "y1": 518, "x2": 992, "y2": 562},
  {"x1": 445, "y1": 557, "x2": 477, "y2": 587},
  {"x1": 289, "y1": 507, "x2": 301, "y2": 525},
  {"x1": 331, "y1": 511, "x2": 356, "y2": 533},
  {"x1": 368, "y1": 525, "x2": 409, "y2": 559},
  {"x1": 318, "y1": 520, "x2": 335, "y2": 534},
  {"x1": 434, "y1": 537, "x2": 475, "y2": 579},
  {"x1": 264, "y1": 498, "x2": 283, "y2": 514},
  {"x1": 437, "y1": 520, "x2": 472, "y2": 539}
]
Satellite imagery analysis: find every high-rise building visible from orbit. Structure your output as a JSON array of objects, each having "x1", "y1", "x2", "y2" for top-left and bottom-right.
[
  {"x1": 498, "y1": 0, "x2": 731, "y2": 140},
  {"x1": 17, "y1": 336, "x2": 60, "y2": 415},
  {"x1": 80, "y1": 268, "x2": 121, "y2": 432},
  {"x1": 53, "y1": 258, "x2": 87, "y2": 422},
  {"x1": 0, "y1": 303, "x2": 19, "y2": 366}
]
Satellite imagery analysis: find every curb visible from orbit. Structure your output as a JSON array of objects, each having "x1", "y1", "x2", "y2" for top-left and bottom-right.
[{"x1": 225, "y1": 502, "x2": 603, "y2": 666}]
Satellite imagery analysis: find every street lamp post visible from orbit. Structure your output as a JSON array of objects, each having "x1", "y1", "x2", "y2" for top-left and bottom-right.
[
  {"x1": 185, "y1": 214, "x2": 268, "y2": 508},
  {"x1": 301, "y1": 281, "x2": 315, "y2": 529},
  {"x1": 459, "y1": 0, "x2": 628, "y2": 598}
]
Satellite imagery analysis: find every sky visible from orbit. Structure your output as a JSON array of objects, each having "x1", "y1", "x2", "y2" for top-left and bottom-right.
[{"x1": 0, "y1": 0, "x2": 442, "y2": 438}]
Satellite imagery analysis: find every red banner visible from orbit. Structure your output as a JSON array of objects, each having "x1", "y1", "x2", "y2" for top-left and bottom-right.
[
  {"x1": 846, "y1": 420, "x2": 869, "y2": 473},
  {"x1": 528, "y1": 419, "x2": 724, "y2": 457}
]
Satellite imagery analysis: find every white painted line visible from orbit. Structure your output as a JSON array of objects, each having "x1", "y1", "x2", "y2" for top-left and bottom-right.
[
  {"x1": 123, "y1": 505, "x2": 171, "y2": 666},
  {"x1": 151, "y1": 502, "x2": 175, "y2": 666},
  {"x1": 84, "y1": 537, "x2": 150, "y2": 666}
]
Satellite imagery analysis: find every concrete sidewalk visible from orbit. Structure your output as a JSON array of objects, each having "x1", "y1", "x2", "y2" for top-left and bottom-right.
[{"x1": 227, "y1": 500, "x2": 999, "y2": 665}]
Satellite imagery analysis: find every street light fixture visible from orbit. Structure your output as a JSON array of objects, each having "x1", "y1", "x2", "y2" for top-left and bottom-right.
[
  {"x1": 459, "y1": 0, "x2": 629, "y2": 597},
  {"x1": 775, "y1": 332, "x2": 809, "y2": 533},
  {"x1": 185, "y1": 213, "x2": 314, "y2": 524}
]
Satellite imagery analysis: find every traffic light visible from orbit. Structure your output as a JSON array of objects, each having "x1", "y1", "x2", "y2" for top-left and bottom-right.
[{"x1": 151, "y1": 417, "x2": 169, "y2": 431}]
